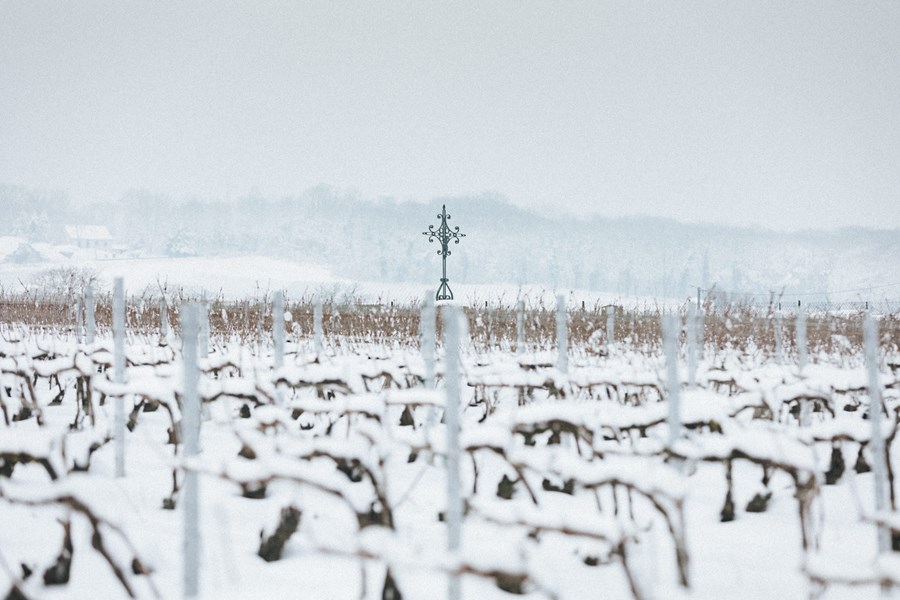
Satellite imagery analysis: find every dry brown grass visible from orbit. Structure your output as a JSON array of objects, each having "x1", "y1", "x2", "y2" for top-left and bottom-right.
[{"x1": 1, "y1": 290, "x2": 897, "y2": 355}]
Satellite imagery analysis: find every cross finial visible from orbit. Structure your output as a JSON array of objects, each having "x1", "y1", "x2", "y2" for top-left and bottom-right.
[{"x1": 423, "y1": 205, "x2": 465, "y2": 300}]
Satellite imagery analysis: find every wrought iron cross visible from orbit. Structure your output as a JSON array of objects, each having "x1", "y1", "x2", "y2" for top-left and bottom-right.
[{"x1": 422, "y1": 204, "x2": 465, "y2": 301}]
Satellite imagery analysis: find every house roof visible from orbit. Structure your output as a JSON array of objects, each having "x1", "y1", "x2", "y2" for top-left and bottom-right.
[{"x1": 65, "y1": 225, "x2": 113, "y2": 241}]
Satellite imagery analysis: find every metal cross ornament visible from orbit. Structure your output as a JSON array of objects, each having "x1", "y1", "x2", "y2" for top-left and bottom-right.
[{"x1": 422, "y1": 204, "x2": 465, "y2": 301}]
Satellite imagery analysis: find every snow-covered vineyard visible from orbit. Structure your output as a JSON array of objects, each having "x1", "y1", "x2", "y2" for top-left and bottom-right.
[{"x1": 1, "y1": 296, "x2": 900, "y2": 599}]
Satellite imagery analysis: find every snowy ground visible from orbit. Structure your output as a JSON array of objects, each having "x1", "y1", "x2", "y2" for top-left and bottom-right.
[
  {"x1": 1, "y1": 326, "x2": 898, "y2": 599},
  {"x1": 0, "y1": 243, "x2": 669, "y2": 308}
]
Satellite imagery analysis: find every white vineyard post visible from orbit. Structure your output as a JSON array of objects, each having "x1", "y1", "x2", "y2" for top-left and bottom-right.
[
  {"x1": 865, "y1": 313, "x2": 889, "y2": 554},
  {"x1": 774, "y1": 310, "x2": 783, "y2": 365},
  {"x1": 85, "y1": 284, "x2": 96, "y2": 345},
  {"x1": 662, "y1": 313, "x2": 681, "y2": 447},
  {"x1": 75, "y1": 296, "x2": 83, "y2": 345},
  {"x1": 796, "y1": 305, "x2": 808, "y2": 370},
  {"x1": 314, "y1": 295, "x2": 324, "y2": 356},
  {"x1": 273, "y1": 291, "x2": 284, "y2": 371},
  {"x1": 422, "y1": 293, "x2": 436, "y2": 389},
  {"x1": 556, "y1": 295, "x2": 568, "y2": 374},
  {"x1": 606, "y1": 305, "x2": 615, "y2": 351},
  {"x1": 160, "y1": 298, "x2": 169, "y2": 339},
  {"x1": 181, "y1": 304, "x2": 202, "y2": 598},
  {"x1": 113, "y1": 277, "x2": 126, "y2": 478},
  {"x1": 696, "y1": 306, "x2": 705, "y2": 351},
  {"x1": 516, "y1": 299, "x2": 525, "y2": 355},
  {"x1": 273, "y1": 291, "x2": 285, "y2": 406},
  {"x1": 443, "y1": 305, "x2": 463, "y2": 600},
  {"x1": 256, "y1": 310, "x2": 264, "y2": 351},
  {"x1": 421, "y1": 293, "x2": 437, "y2": 424},
  {"x1": 198, "y1": 294, "x2": 210, "y2": 420},
  {"x1": 686, "y1": 304, "x2": 698, "y2": 389},
  {"x1": 796, "y1": 306, "x2": 810, "y2": 426}
]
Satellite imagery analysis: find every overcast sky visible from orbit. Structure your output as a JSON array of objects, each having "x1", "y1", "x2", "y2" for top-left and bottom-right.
[{"x1": 1, "y1": 1, "x2": 898, "y2": 230}]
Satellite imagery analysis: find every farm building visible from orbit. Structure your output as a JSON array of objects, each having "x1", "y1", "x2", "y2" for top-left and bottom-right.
[{"x1": 64, "y1": 225, "x2": 113, "y2": 249}]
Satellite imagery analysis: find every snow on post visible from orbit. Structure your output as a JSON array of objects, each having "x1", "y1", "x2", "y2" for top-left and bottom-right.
[
  {"x1": 606, "y1": 305, "x2": 615, "y2": 350},
  {"x1": 113, "y1": 277, "x2": 126, "y2": 478},
  {"x1": 314, "y1": 296, "x2": 324, "y2": 356},
  {"x1": 516, "y1": 299, "x2": 525, "y2": 355},
  {"x1": 662, "y1": 313, "x2": 681, "y2": 447},
  {"x1": 85, "y1": 284, "x2": 96, "y2": 345},
  {"x1": 865, "y1": 313, "x2": 889, "y2": 553},
  {"x1": 272, "y1": 291, "x2": 284, "y2": 371},
  {"x1": 556, "y1": 295, "x2": 568, "y2": 374},
  {"x1": 181, "y1": 303, "x2": 202, "y2": 598},
  {"x1": 443, "y1": 305, "x2": 463, "y2": 600}
]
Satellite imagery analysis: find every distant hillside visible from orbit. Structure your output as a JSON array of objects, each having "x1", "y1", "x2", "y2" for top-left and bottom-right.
[{"x1": 2, "y1": 183, "x2": 898, "y2": 302}]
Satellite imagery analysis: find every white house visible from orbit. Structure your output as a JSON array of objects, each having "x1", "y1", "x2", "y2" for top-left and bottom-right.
[{"x1": 64, "y1": 225, "x2": 113, "y2": 250}]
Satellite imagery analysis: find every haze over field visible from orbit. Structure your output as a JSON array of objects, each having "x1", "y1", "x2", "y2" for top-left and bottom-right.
[
  {"x1": 1, "y1": 185, "x2": 898, "y2": 304},
  {"x1": 1, "y1": 2, "x2": 898, "y2": 301},
  {"x1": 2, "y1": 1, "x2": 899, "y2": 231}
]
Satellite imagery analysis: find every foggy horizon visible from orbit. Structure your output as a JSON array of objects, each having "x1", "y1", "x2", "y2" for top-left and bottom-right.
[
  {"x1": 3, "y1": 2, "x2": 899, "y2": 231},
  {"x1": 5, "y1": 181, "x2": 900, "y2": 236}
]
